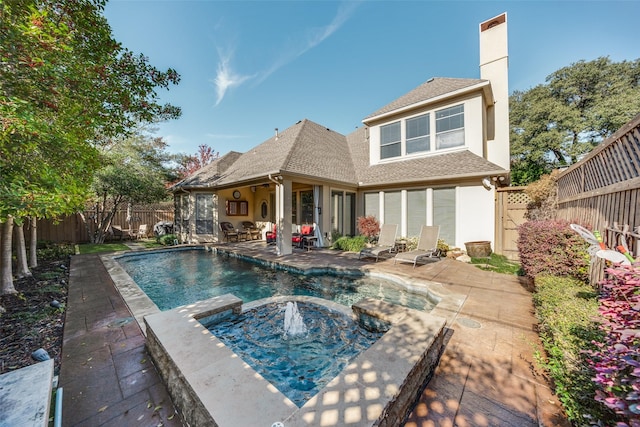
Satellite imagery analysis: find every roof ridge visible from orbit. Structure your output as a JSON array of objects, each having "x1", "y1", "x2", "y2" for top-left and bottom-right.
[{"x1": 280, "y1": 119, "x2": 308, "y2": 171}]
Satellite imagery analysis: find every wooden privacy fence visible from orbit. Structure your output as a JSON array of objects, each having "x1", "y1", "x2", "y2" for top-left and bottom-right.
[
  {"x1": 34, "y1": 203, "x2": 174, "y2": 244},
  {"x1": 556, "y1": 113, "x2": 640, "y2": 283}
]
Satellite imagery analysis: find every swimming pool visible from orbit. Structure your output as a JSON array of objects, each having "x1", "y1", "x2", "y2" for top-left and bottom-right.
[{"x1": 115, "y1": 248, "x2": 437, "y2": 312}]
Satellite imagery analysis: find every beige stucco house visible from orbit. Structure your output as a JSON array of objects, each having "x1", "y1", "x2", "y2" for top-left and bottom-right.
[{"x1": 171, "y1": 13, "x2": 510, "y2": 256}]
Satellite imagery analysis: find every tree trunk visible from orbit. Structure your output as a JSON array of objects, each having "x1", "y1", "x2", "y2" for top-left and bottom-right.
[
  {"x1": 78, "y1": 211, "x2": 96, "y2": 243},
  {"x1": 29, "y1": 217, "x2": 38, "y2": 268},
  {"x1": 1, "y1": 216, "x2": 17, "y2": 295},
  {"x1": 14, "y1": 221, "x2": 32, "y2": 278}
]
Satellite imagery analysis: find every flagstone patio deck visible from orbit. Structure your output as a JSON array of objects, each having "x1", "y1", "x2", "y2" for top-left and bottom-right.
[{"x1": 59, "y1": 241, "x2": 569, "y2": 426}]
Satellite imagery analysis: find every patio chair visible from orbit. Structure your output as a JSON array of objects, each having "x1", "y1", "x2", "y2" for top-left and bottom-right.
[
  {"x1": 298, "y1": 224, "x2": 315, "y2": 249},
  {"x1": 241, "y1": 221, "x2": 261, "y2": 240},
  {"x1": 136, "y1": 224, "x2": 148, "y2": 240},
  {"x1": 266, "y1": 224, "x2": 277, "y2": 244},
  {"x1": 394, "y1": 225, "x2": 441, "y2": 268},
  {"x1": 359, "y1": 223, "x2": 398, "y2": 261},
  {"x1": 219, "y1": 221, "x2": 239, "y2": 242}
]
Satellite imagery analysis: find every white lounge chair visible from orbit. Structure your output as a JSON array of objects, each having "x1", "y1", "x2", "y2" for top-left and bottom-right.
[
  {"x1": 359, "y1": 224, "x2": 398, "y2": 262},
  {"x1": 394, "y1": 225, "x2": 441, "y2": 268}
]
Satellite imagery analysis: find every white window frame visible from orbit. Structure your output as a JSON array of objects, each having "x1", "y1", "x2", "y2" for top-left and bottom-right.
[
  {"x1": 405, "y1": 113, "x2": 430, "y2": 154},
  {"x1": 435, "y1": 104, "x2": 465, "y2": 150},
  {"x1": 380, "y1": 121, "x2": 401, "y2": 159},
  {"x1": 377, "y1": 103, "x2": 465, "y2": 162}
]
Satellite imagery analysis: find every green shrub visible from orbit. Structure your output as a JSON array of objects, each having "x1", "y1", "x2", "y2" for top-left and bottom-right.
[
  {"x1": 36, "y1": 242, "x2": 75, "y2": 260},
  {"x1": 331, "y1": 235, "x2": 368, "y2": 252},
  {"x1": 533, "y1": 275, "x2": 613, "y2": 425},
  {"x1": 437, "y1": 239, "x2": 450, "y2": 253},
  {"x1": 157, "y1": 234, "x2": 178, "y2": 246},
  {"x1": 518, "y1": 219, "x2": 590, "y2": 281}
]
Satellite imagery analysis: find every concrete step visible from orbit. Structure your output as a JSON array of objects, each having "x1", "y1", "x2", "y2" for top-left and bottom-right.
[{"x1": 0, "y1": 359, "x2": 54, "y2": 427}]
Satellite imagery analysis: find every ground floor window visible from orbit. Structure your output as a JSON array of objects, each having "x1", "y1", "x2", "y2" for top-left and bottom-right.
[
  {"x1": 407, "y1": 189, "x2": 427, "y2": 237},
  {"x1": 383, "y1": 191, "x2": 402, "y2": 227},
  {"x1": 364, "y1": 192, "x2": 380, "y2": 223},
  {"x1": 331, "y1": 190, "x2": 355, "y2": 236},
  {"x1": 195, "y1": 194, "x2": 213, "y2": 234},
  {"x1": 300, "y1": 190, "x2": 314, "y2": 224},
  {"x1": 433, "y1": 188, "x2": 455, "y2": 245},
  {"x1": 363, "y1": 187, "x2": 456, "y2": 244}
]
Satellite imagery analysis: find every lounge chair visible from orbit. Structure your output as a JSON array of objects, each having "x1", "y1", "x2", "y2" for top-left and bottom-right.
[
  {"x1": 359, "y1": 223, "x2": 398, "y2": 261},
  {"x1": 110, "y1": 225, "x2": 125, "y2": 241},
  {"x1": 219, "y1": 221, "x2": 239, "y2": 242},
  {"x1": 394, "y1": 225, "x2": 441, "y2": 268},
  {"x1": 241, "y1": 221, "x2": 261, "y2": 240}
]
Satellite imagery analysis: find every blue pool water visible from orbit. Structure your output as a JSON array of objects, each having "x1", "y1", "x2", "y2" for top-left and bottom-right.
[
  {"x1": 202, "y1": 301, "x2": 384, "y2": 407},
  {"x1": 116, "y1": 248, "x2": 437, "y2": 312}
]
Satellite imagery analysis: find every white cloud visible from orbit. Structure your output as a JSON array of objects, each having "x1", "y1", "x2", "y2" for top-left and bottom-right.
[
  {"x1": 212, "y1": 48, "x2": 253, "y2": 106},
  {"x1": 212, "y1": 1, "x2": 360, "y2": 102},
  {"x1": 257, "y1": 1, "x2": 360, "y2": 84}
]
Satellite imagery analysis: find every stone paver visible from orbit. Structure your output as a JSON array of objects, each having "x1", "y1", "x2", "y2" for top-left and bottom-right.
[
  {"x1": 59, "y1": 244, "x2": 569, "y2": 426},
  {"x1": 59, "y1": 254, "x2": 183, "y2": 427}
]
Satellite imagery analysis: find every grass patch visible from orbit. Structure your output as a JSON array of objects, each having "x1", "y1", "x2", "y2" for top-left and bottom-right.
[
  {"x1": 470, "y1": 253, "x2": 521, "y2": 275},
  {"x1": 140, "y1": 239, "x2": 164, "y2": 249},
  {"x1": 77, "y1": 243, "x2": 130, "y2": 254}
]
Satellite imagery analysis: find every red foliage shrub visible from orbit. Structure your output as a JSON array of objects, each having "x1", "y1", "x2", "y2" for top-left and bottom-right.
[
  {"x1": 518, "y1": 219, "x2": 590, "y2": 281},
  {"x1": 587, "y1": 264, "x2": 640, "y2": 426},
  {"x1": 357, "y1": 216, "x2": 380, "y2": 241}
]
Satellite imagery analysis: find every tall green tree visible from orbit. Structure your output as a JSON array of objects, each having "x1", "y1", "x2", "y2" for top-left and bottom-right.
[
  {"x1": 82, "y1": 132, "x2": 176, "y2": 243},
  {"x1": 0, "y1": 0, "x2": 181, "y2": 294},
  {"x1": 510, "y1": 57, "x2": 640, "y2": 185}
]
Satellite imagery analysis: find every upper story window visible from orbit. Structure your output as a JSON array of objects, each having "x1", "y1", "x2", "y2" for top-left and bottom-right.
[
  {"x1": 377, "y1": 104, "x2": 465, "y2": 161},
  {"x1": 436, "y1": 105, "x2": 464, "y2": 149},
  {"x1": 406, "y1": 114, "x2": 430, "y2": 154},
  {"x1": 380, "y1": 121, "x2": 401, "y2": 159}
]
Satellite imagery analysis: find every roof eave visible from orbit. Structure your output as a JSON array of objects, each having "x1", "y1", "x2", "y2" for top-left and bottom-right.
[
  {"x1": 362, "y1": 80, "x2": 492, "y2": 125},
  {"x1": 357, "y1": 168, "x2": 509, "y2": 188}
]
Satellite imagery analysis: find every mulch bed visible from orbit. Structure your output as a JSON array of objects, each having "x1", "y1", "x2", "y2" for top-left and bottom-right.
[{"x1": 0, "y1": 258, "x2": 69, "y2": 375}]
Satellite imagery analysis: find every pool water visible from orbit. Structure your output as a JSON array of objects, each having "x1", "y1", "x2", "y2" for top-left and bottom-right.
[
  {"x1": 116, "y1": 248, "x2": 436, "y2": 312},
  {"x1": 202, "y1": 301, "x2": 384, "y2": 407}
]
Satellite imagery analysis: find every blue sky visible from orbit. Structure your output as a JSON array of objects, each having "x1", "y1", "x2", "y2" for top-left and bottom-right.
[{"x1": 104, "y1": 1, "x2": 640, "y2": 156}]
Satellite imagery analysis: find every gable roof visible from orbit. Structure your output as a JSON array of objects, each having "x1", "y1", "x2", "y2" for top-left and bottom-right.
[
  {"x1": 346, "y1": 126, "x2": 506, "y2": 187},
  {"x1": 363, "y1": 77, "x2": 489, "y2": 123}
]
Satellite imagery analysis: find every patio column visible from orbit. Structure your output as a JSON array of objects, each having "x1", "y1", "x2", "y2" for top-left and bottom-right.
[{"x1": 275, "y1": 178, "x2": 293, "y2": 256}]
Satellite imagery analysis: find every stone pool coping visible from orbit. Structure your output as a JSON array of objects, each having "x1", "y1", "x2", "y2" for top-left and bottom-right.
[
  {"x1": 144, "y1": 293, "x2": 447, "y2": 427},
  {"x1": 100, "y1": 245, "x2": 466, "y2": 334}
]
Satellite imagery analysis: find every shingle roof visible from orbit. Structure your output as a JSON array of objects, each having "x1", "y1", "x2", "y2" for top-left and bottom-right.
[
  {"x1": 171, "y1": 151, "x2": 242, "y2": 189},
  {"x1": 346, "y1": 126, "x2": 506, "y2": 186},
  {"x1": 172, "y1": 77, "x2": 505, "y2": 191},
  {"x1": 214, "y1": 119, "x2": 357, "y2": 186},
  {"x1": 363, "y1": 77, "x2": 487, "y2": 122}
]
